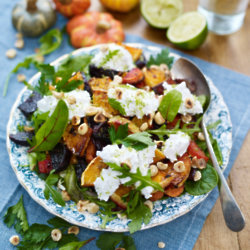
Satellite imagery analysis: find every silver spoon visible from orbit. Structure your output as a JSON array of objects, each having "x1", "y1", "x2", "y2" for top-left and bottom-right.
[{"x1": 171, "y1": 58, "x2": 245, "y2": 232}]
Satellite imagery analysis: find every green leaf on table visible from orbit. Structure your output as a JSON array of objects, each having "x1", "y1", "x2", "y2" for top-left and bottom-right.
[
  {"x1": 108, "y1": 124, "x2": 129, "y2": 144},
  {"x1": 3, "y1": 195, "x2": 29, "y2": 233},
  {"x1": 108, "y1": 163, "x2": 163, "y2": 192},
  {"x1": 147, "y1": 48, "x2": 174, "y2": 69},
  {"x1": 158, "y1": 89, "x2": 182, "y2": 122},
  {"x1": 123, "y1": 132, "x2": 155, "y2": 150},
  {"x1": 39, "y1": 29, "x2": 63, "y2": 56},
  {"x1": 96, "y1": 233, "x2": 136, "y2": 250},
  {"x1": 29, "y1": 99, "x2": 68, "y2": 152},
  {"x1": 108, "y1": 98, "x2": 126, "y2": 116},
  {"x1": 59, "y1": 238, "x2": 95, "y2": 250},
  {"x1": 47, "y1": 217, "x2": 72, "y2": 230},
  {"x1": 44, "y1": 171, "x2": 65, "y2": 206},
  {"x1": 185, "y1": 164, "x2": 219, "y2": 195}
]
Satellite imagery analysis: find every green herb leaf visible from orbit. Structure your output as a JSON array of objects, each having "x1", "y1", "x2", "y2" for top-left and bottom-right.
[
  {"x1": 108, "y1": 124, "x2": 129, "y2": 144},
  {"x1": 59, "y1": 238, "x2": 95, "y2": 250},
  {"x1": 96, "y1": 233, "x2": 136, "y2": 250},
  {"x1": 108, "y1": 163, "x2": 163, "y2": 192},
  {"x1": 108, "y1": 98, "x2": 126, "y2": 115},
  {"x1": 47, "y1": 217, "x2": 72, "y2": 230},
  {"x1": 128, "y1": 199, "x2": 152, "y2": 234},
  {"x1": 122, "y1": 132, "x2": 155, "y2": 151},
  {"x1": 3, "y1": 195, "x2": 29, "y2": 233},
  {"x1": 207, "y1": 120, "x2": 221, "y2": 130},
  {"x1": 56, "y1": 74, "x2": 83, "y2": 92},
  {"x1": 159, "y1": 89, "x2": 182, "y2": 122},
  {"x1": 185, "y1": 164, "x2": 219, "y2": 195},
  {"x1": 99, "y1": 50, "x2": 119, "y2": 67},
  {"x1": 147, "y1": 48, "x2": 174, "y2": 68},
  {"x1": 36, "y1": 63, "x2": 55, "y2": 81},
  {"x1": 197, "y1": 95, "x2": 207, "y2": 108},
  {"x1": 29, "y1": 100, "x2": 68, "y2": 152},
  {"x1": 32, "y1": 111, "x2": 50, "y2": 132},
  {"x1": 34, "y1": 74, "x2": 50, "y2": 96},
  {"x1": 39, "y1": 29, "x2": 63, "y2": 56},
  {"x1": 44, "y1": 171, "x2": 65, "y2": 206}
]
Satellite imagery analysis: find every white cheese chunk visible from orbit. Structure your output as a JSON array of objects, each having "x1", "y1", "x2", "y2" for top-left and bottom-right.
[
  {"x1": 37, "y1": 89, "x2": 91, "y2": 120},
  {"x1": 163, "y1": 81, "x2": 203, "y2": 115},
  {"x1": 163, "y1": 132, "x2": 190, "y2": 162},
  {"x1": 108, "y1": 84, "x2": 159, "y2": 119},
  {"x1": 91, "y1": 44, "x2": 134, "y2": 72}
]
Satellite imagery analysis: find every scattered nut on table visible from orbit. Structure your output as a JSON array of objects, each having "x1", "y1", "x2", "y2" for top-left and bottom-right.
[
  {"x1": 9, "y1": 235, "x2": 19, "y2": 246},
  {"x1": 51, "y1": 229, "x2": 62, "y2": 241},
  {"x1": 17, "y1": 74, "x2": 26, "y2": 82},
  {"x1": 15, "y1": 39, "x2": 24, "y2": 49},
  {"x1": 6, "y1": 49, "x2": 17, "y2": 59},
  {"x1": 158, "y1": 241, "x2": 166, "y2": 248},
  {"x1": 68, "y1": 226, "x2": 79, "y2": 235}
]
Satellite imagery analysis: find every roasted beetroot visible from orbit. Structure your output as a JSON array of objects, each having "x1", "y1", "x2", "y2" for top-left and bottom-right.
[
  {"x1": 152, "y1": 83, "x2": 165, "y2": 95},
  {"x1": 9, "y1": 131, "x2": 33, "y2": 146},
  {"x1": 89, "y1": 64, "x2": 120, "y2": 80},
  {"x1": 50, "y1": 143, "x2": 71, "y2": 172},
  {"x1": 18, "y1": 91, "x2": 42, "y2": 117},
  {"x1": 135, "y1": 54, "x2": 147, "y2": 69},
  {"x1": 74, "y1": 157, "x2": 87, "y2": 184}
]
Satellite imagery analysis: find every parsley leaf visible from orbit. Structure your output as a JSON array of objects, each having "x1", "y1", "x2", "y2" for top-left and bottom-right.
[
  {"x1": 147, "y1": 48, "x2": 174, "y2": 68},
  {"x1": 122, "y1": 132, "x2": 155, "y2": 150},
  {"x1": 39, "y1": 29, "x2": 63, "y2": 56},
  {"x1": 99, "y1": 50, "x2": 119, "y2": 67},
  {"x1": 44, "y1": 171, "x2": 65, "y2": 206},
  {"x1": 108, "y1": 163, "x2": 163, "y2": 192},
  {"x1": 29, "y1": 100, "x2": 69, "y2": 152},
  {"x1": 59, "y1": 238, "x2": 95, "y2": 250},
  {"x1": 96, "y1": 233, "x2": 136, "y2": 250},
  {"x1": 3, "y1": 195, "x2": 29, "y2": 233},
  {"x1": 108, "y1": 98, "x2": 126, "y2": 115},
  {"x1": 158, "y1": 89, "x2": 182, "y2": 122}
]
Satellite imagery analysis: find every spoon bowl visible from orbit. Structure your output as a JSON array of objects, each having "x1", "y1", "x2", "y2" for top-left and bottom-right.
[{"x1": 171, "y1": 58, "x2": 245, "y2": 232}]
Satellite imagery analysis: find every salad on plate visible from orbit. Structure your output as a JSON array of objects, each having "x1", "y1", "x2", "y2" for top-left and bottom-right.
[{"x1": 8, "y1": 43, "x2": 221, "y2": 233}]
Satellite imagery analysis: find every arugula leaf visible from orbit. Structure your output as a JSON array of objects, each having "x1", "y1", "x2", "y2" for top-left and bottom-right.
[
  {"x1": 147, "y1": 48, "x2": 174, "y2": 68},
  {"x1": 55, "y1": 72, "x2": 83, "y2": 92},
  {"x1": 128, "y1": 199, "x2": 152, "y2": 234},
  {"x1": 96, "y1": 233, "x2": 136, "y2": 250},
  {"x1": 29, "y1": 100, "x2": 68, "y2": 152},
  {"x1": 59, "y1": 238, "x2": 95, "y2": 250},
  {"x1": 4, "y1": 195, "x2": 29, "y2": 233},
  {"x1": 158, "y1": 89, "x2": 182, "y2": 122},
  {"x1": 44, "y1": 171, "x2": 65, "y2": 206},
  {"x1": 36, "y1": 63, "x2": 55, "y2": 81},
  {"x1": 39, "y1": 29, "x2": 63, "y2": 56},
  {"x1": 99, "y1": 50, "x2": 119, "y2": 67},
  {"x1": 108, "y1": 98, "x2": 126, "y2": 115},
  {"x1": 122, "y1": 132, "x2": 155, "y2": 150},
  {"x1": 185, "y1": 164, "x2": 219, "y2": 195},
  {"x1": 108, "y1": 163, "x2": 163, "y2": 192},
  {"x1": 109, "y1": 124, "x2": 129, "y2": 144}
]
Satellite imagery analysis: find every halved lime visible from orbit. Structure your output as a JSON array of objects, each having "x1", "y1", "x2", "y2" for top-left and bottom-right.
[
  {"x1": 167, "y1": 11, "x2": 208, "y2": 50},
  {"x1": 141, "y1": 0, "x2": 183, "y2": 29}
]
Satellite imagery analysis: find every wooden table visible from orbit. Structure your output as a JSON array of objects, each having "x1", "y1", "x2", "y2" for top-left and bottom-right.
[{"x1": 90, "y1": 1, "x2": 250, "y2": 249}]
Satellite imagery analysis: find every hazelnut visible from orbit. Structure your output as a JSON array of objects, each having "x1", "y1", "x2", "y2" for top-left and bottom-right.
[
  {"x1": 94, "y1": 112, "x2": 106, "y2": 123},
  {"x1": 67, "y1": 96, "x2": 76, "y2": 105},
  {"x1": 71, "y1": 115, "x2": 81, "y2": 126},
  {"x1": 150, "y1": 164, "x2": 158, "y2": 177},
  {"x1": 34, "y1": 54, "x2": 44, "y2": 63},
  {"x1": 102, "y1": 109, "x2": 113, "y2": 118},
  {"x1": 144, "y1": 200, "x2": 153, "y2": 212},
  {"x1": 194, "y1": 170, "x2": 202, "y2": 181},
  {"x1": 77, "y1": 200, "x2": 90, "y2": 212},
  {"x1": 173, "y1": 161, "x2": 185, "y2": 173},
  {"x1": 191, "y1": 156, "x2": 198, "y2": 168},
  {"x1": 121, "y1": 160, "x2": 132, "y2": 169},
  {"x1": 85, "y1": 106, "x2": 99, "y2": 116},
  {"x1": 52, "y1": 91, "x2": 64, "y2": 99},
  {"x1": 51, "y1": 229, "x2": 62, "y2": 241},
  {"x1": 159, "y1": 64, "x2": 169, "y2": 72},
  {"x1": 158, "y1": 241, "x2": 166, "y2": 248},
  {"x1": 154, "y1": 112, "x2": 165, "y2": 125},
  {"x1": 117, "y1": 213, "x2": 127, "y2": 220},
  {"x1": 68, "y1": 226, "x2": 79, "y2": 235},
  {"x1": 86, "y1": 202, "x2": 99, "y2": 214},
  {"x1": 185, "y1": 98, "x2": 194, "y2": 109},
  {"x1": 140, "y1": 122, "x2": 148, "y2": 131},
  {"x1": 198, "y1": 132, "x2": 205, "y2": 141},
  {"x1": 78, "y1": 123, "x2": 88, "y2": 135},
  {"x1": 149, "y1": 65, "x2": 160, "y2": 70},
  {"x1": 6, "y1": 49, "x2": 17, "y2": 59},
  {"x1": 197, "y1": 158, "x2": 207, "y2": 169},
  {"x1": 61, "y1": 190, "x2": 71, "y2": 201},
  {"x1": 9, "y1": 235, "x2": 19, "y2": 246},
  {"x1": 17, "y1": 74, "x2": 26, "y2": 82},
  {"x1": 15, "y1": 39, "x2": 24, "y2": 49},
  {"x1": 181, "y1": 114, "x2": 192, "y2": 123},
  {"x1": 23, "y1": 126, "x2": 34, "y2": 132},
  {"x1": 157, "y1": 162, "x2": 168, "y2": 170}
]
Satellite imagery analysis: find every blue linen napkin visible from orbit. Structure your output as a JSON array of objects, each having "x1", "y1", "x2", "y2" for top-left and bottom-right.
[{"x1": 1, "y1": 1, "x2": 250, "y2": 249}]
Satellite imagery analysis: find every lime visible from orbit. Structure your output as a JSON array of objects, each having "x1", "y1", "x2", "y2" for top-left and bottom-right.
[
  {"x1": 141, "y1": 0, "x2": 183, "y2": 29},
  {"x1": 167, "y1": 11, "x2": 208, "y2": 50}
]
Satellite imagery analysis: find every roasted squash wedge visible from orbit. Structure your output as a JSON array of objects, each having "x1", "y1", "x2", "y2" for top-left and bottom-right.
[
  {"x1": 85, "y1": 139, "x2": 96, "y2": 163},
  {"x1": 153, "y1": 149, "x2": 166, "y2": 163},
  {"x1": 165, "y1": 184, "x2": 185, "y2": 197},
  {"x1": 121, "y1": 44, "x2": 143, "y2": 61},
  {"x1": 63, "y1": 124, "x2": 92, "y2": 157},
  {"x1": 81, "y1": 156, "x2": 107, "y2": 186},
  {"x1": 108, "y1": 116, "x2": 140, "y2": 133},
  {"x1": 88, "y1": 77, "x2": 111, "y2": 92},
  {"x1": 110, "y1": 185, "x2": 131, "y2": 209},
  {"x1": 144, "y1": 68, "x2": 166, "y2": 87},
  {"x1": 150, "y1": 191, "x2": 164, "y2": 202}
]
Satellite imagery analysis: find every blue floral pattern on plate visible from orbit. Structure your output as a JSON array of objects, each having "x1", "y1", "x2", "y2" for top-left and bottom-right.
[{"x1": 6, "y1": 44, "x2": 232, "y2": 232}]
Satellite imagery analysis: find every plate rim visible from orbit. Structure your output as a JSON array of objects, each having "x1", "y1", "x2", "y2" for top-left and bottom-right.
[{"x1": 6, "y1": 43, "x2": 233, "y2": 232}]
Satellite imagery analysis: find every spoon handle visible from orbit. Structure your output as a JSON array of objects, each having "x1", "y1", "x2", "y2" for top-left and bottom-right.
[{"x1": 201, "y1": 120, "x2": 245, "y2": 232}]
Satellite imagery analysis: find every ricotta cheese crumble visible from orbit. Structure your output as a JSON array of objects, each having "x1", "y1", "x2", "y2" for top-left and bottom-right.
[
  {"x1": 91, "y1": 44, "x2": 134, "y2": 72},
  {"x1": 163, "y1": 81, "x2": 203, "y2": 115},
  {"x1": 37, "y1": 89, "x2": 91, "y2": 120},
  {"x1": 108, "y1": 84, "x2": 159, "y2": 119},
  {"x1": 163, "y1": 132, "x2": 190, "y2": 162}
]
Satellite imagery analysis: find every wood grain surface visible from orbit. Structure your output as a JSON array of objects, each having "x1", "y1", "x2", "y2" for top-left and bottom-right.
[{"x1": 89, "y1": 0, "x2": 250, "y2": 249}]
